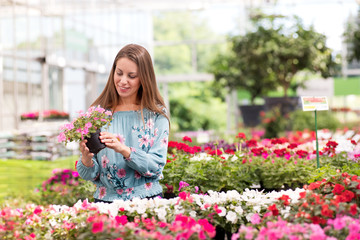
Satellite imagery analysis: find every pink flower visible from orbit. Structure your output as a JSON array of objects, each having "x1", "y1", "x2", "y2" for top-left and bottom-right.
[
  {"x1": 101, "y1": 155, "x2": 109, "y2": 168},
  {"x1": 99, "y1": 186, "x2": 106, "y2": 199},
  {"x1": 117, "y1": 168, "x2": 126, "y2": 178},
  {"x1": 126, "y1": 187, "x2": 134, "y2": 195},
  {"x1": 161, "y1": 137, "x2": 168, "y2": 147},
  {"x1": 92, "y1": 221, "x2": 103, "y2": 233},
  {"x1": 116, "y1": 134, "x2": 126, "y2": 144},
  {"x1": 33, "y1": 206, "x2": 42, "y2": 215},
  {"x1": 116, "y1": 189, "x2": 124, "y2": 195},
  {"x1": 250, "y1": 213, "x2": 261, "y2": 224},
  {"x1": 57, "y1": 132, "x2": 66, "y2": 142},
  {"x1": 145, "y1": 182, "x2": 153, "y2": 190},
  {"x1": 115, "y1": 215, "x2": 128, "y2": 225},
  {"x1": 134, "y1": 171, "x2": 141, "y2": 179},
  {"x1": 138, "y1": 135, "x2": 150, "y2": 148}
]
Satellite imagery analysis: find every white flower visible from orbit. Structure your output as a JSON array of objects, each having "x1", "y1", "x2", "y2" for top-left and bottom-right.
[
  {"x1": 246, "y1": 212, "x2": 254, "y2": 222},
  {"x1": 234, "y1": 206, "x2": 243, "y2": 214},
  {"x1": 218, "y1": 206, "x2": 227, "y2": 217},
  {"x1": 190, "y1": 211, "x2": 197, "y2": 218},
  {"x1": 226, "y1": 211, "x2": 238, "y2": 223},
  {"x1": 155, "y1": 207, "x2": 168, "y2": 222}
]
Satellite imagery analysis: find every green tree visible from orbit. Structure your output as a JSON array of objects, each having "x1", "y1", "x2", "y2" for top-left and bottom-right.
[
  {"x1": 168, "y1": 81, "x2": 227, "y2": 132},
  {"x1": 153, "y1": 11, "x2": 228, "y2": 132},
  {"x1": 210, "y1": 11, "x2": 337, "y2": 102},
  {"x1": 344, "y1": 8, "x2": 360, "y2": 62}
]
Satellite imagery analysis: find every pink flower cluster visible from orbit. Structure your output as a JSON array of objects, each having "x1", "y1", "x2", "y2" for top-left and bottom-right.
[{"x1": 57, "y1": 105, "x2": 112, "y2": 144}]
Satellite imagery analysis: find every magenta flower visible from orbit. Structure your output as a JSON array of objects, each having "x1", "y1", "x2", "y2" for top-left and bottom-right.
[{"x1": 179, "y1": 181, "x2": 190, "y2": 191}]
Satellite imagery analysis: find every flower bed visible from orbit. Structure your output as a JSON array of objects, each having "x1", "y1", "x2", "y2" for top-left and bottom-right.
[
  {"x1": 1, "y1": 173, "x2": 360, "y2": 239},
  {"x1": 164, "y1": 133, "x2": 360, "y2": 194},
  {"x1": 21, "y1": 110, "x2": 69, "y2": 121},
  {"x1": 2, "y1": 131, "x2": 360, "y2": 239}
]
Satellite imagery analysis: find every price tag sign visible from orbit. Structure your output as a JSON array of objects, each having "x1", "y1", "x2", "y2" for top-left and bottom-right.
[{"x1": 301, "y1": 96, "x2": 329, "y2": 111}]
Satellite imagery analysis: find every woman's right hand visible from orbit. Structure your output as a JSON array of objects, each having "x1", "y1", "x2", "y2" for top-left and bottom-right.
[{"x1": 79, "y1": 140, "x2": 94, "y2": 167}]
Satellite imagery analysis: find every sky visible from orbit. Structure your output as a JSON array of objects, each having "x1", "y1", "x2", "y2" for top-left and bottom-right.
[{"x1": 267, "y1": 0, "x2": 358, "y2": 53}]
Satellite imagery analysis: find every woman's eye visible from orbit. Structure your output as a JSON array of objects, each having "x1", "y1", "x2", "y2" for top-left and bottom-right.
[
  {"x1": 129, "y1": 75, "x2": 136, "y2": 79},
  {"x1": 116, "y1": 72, "x2": 122, "y2": 76}
]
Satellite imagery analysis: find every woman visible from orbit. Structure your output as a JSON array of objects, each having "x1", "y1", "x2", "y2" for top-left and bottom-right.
[{"x1": 77, "y1": 44, "x2": 170, "y2": 202}]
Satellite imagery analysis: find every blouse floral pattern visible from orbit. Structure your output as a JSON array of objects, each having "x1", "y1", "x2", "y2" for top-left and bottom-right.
[{"x1": 77, "y1": 108, "x2": 169, "y2": 201}]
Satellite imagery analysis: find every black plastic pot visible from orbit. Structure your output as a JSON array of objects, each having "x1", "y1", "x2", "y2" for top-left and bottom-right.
[
  {"x1": 264, "y1": 96, "x2": 301, "y2": 115},
  {"x1": 239, "y1": 105, "x2": 265, "y2": 127},
  {"x1": 85, "y1": 129, "x2": 106, "y2": 154}
]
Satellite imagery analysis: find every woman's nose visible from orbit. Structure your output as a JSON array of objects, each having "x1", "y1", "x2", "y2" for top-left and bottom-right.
[{"x1": 119, "y1": 76, "x2": 128, "y2": 84}]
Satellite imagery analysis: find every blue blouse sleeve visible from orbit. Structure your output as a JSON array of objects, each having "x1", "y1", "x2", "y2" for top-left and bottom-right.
[
  {"x1": 124, "y1": 113, "x2": 169, "y2": 178},
  {"x1": 76, "y1": 154, "x2": 101, "y2": 182}
]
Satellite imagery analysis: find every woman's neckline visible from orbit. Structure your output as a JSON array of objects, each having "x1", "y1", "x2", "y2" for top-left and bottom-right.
[{"x1": 113, "y1": 104, "x2": 141, "y2": 112}]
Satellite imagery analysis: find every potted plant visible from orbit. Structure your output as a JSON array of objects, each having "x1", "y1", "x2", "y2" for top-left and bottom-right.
[
  {"x1": 57, "y1": 106, "x2": 113, "y2": 153},
  {"x1": 247, "y1": 12, "x2": 336, "y2": 114},
  {"x1": 210, "y1": 11, "x2": 337, "y2": 126}
]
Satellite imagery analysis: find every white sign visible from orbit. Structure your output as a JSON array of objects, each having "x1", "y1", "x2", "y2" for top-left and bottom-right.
[{"x1": 301, "y1": 96, "x2": 329, "y2": 111}]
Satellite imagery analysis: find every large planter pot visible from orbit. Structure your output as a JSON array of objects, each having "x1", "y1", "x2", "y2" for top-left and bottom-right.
[
  {"x1": 264, "y1": 96, "x2": 301, "y2": 115},
  {"x1": 85, "y1": 129, "x2": 106, "y2": 154},
  {"x1": 239, "y1": 105, "x2": 265, "y2": 127}
]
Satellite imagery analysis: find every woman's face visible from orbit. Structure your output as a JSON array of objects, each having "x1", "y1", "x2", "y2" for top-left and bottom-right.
[{"x1": 114, "y1": 57, "x2": 141, "y2": 103}]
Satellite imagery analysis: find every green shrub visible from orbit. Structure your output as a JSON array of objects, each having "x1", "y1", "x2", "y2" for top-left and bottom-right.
[
  {"x1": 36, "y1": 168, "x2": 95, "y2": 206},
  {"x1": 289, "y1": 110, "x2": 340, "y2": 131}
]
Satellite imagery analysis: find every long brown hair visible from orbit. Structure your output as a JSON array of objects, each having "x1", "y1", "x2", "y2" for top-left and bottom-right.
[{"x1": 92, "y1": 44, "x2": 169, "y2": 124}]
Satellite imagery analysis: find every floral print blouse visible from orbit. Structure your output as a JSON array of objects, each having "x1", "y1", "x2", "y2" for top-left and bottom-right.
[{"x1": 77, "y1": 108, "x2": 169, "y2": 201}]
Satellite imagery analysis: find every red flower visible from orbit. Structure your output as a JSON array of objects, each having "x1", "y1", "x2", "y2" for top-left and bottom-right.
[
  {"x1": 273, "y1": 148, "x2": 287, "y2": 157},
  {"x1": 321, "y1": 204, "x2": 334, "y2": 218},
  {"x1": 208, "y1": 149, "x2": 223, "y2": 156},
  {"x1": 270, "y1": 138, "x2": 287, "y2": 145},
  {"x1": 287, "y1": 143, "x2": 299, "y2": 149},
  {"x1": 236, "y1": 132, "x2": 246, "y2": 139},
  {"x1": 278, "y1": 195, "x2": 290, "y2": 206},
  {"x1": 342, "y1": 190, "x2": 355, "y2": 202},
  {"x1": 295, "y1": 149, "x2": 308, "y2": 158},
  {"x1": 245, "y1": 139, "x2": 258, "y2": 148},
  {"x1": 251, "y1": 147, "x2": 266, "y2": 156},
  {"x1": 308, "y1": 181, "x2": 321, "y2": 190},
  {"x1": 310, "y1": 216, "x2": 326, "y2": 225},
  {"x1": 182, "y1": 136, "x2": 192, "y2": 143},
  {"x1": 225, "y1": 149, "x2": 235, "y2": 155},
  {"x1": 332, "y1": 184, "x2": 345, "y2": 195},
  {"x1": 268, "y1": 204, "x2": 279, "y2": 216},
  {"x1": 165, "y1": 183, "x2": 174, "y2": 193},
  {"x1": 299, "y1": 191, "x2": 307, "y2": 199},
  {"x1": 350, "y1": 204, "x2": 358, "y2": 215},
  {"x1": 326, "y1": 140, "x2": 338, "y2": 148}
]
